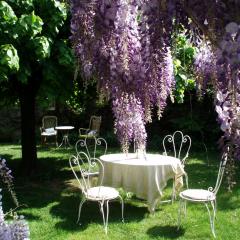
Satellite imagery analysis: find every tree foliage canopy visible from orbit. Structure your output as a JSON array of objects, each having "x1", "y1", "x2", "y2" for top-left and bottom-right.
[
  {"x1": 0, "y1": 0, "x2": 75, "y2": 173},
  {"x1": 0, "y1": 0, "x2": 74, "y2": 104}
]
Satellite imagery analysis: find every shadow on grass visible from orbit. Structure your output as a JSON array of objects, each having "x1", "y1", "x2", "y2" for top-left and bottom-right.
[
  {"x1": 1, "y1": 152, "x2": 73, "y2": 182},
  {"x1": 18, "y1": 212, "x2": 42, "y2": 221},
  {"x1": 147, "y1": 225, "x2": 185, "y2": 239},
  {"x1": 50, "y1": 194, "x2": 148, "y2": 232},
  {"x1": 1, "y1": 144, "x2": 239, "y2": 233},
  {"x1": 7, "y1": 146, "x2": 22, "y2": 150},
  {"x1": 37, "y1": 146, "x2": 75, "y2": 153}
]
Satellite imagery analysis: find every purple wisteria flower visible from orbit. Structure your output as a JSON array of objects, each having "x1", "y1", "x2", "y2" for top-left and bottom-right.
[
  {"x1": 193, "y1": 20, "x2": 240, "y2": 155},
  {"x1": 70, "y1": 0, "x2": 175, "y2": 151},
  {"x1": 0, "y1": 190, "x2": 30, "y2": 240},
  {"x1": 0, "y1": 157, "x2": 18, "y2": 206}
]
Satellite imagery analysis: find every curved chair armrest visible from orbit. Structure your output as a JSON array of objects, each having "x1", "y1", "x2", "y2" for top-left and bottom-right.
[
  {"x1": 79, "y1": 128, "x2": 89, "y2": 136},
  {"x1": 181, "y1": 154, "x2": 188, "y2": 166},
  {"x1": 40, "y1": 127, "x2": 44, "y2": 133}
]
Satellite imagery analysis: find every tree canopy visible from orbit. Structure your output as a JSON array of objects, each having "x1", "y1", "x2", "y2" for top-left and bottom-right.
[
  {"x1": 0, "y1": 0, "x2": 74, "y2": 104},
  {"x1": 0, "y1": 0, "x2": 74, "y2": 172}
]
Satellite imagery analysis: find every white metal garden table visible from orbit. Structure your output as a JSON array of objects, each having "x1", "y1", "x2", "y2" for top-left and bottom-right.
[
  {"x1": 99, "y1": 153, "x2": 185, "y2": 212},
  {"x1": 55, "y1": 126, "x2": 74, "y2": 148}
]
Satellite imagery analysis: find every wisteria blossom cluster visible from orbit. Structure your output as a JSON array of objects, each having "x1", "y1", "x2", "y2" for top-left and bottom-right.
[
  {"x1": 215, "y1": 22, "x2": 240, "y2": 158},
  {"x1": 71, "y1": 0, "x2": 175, "y2": 151},
  {"x1": 112, "y1": 93, "x2": 147, "y2": 151},
  {"x1": 194, "y1": 42, "x2": 217, "y2": 94},
  {"x1": 179, "y1": 1, "x2": 240, "y2": 155},
  {"x1": 0, "y1": 157, "x2": 18, "y2": 206},
  {"x1": 193, "y1": 22, "x2": 240, "y2": 188},
  {"x1": 215, "y1": 90, "x2": 239, "y2": 189},
  {"x1": 0, "y1": 190, "x2": 30, "y2": 240},
  {"x1": 196, "y1": 22, "x2": 240, "y2": 160}
]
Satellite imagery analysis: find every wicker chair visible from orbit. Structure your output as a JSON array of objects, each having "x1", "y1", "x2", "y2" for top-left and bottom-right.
[
  {"x1": 79, "y1": 116, "x2": 102, "y2": 139},
  {"x1": 40, "y1": 115, "x2": 58, "y2": 146}
]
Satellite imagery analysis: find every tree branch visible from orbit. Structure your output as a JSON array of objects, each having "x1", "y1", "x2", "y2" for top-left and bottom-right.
[{"x1": 180, "y1": 0, "x2": 220, "y2": 48}]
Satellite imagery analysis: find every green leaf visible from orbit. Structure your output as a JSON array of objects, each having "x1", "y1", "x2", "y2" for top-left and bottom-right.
[
  {"x1": 31, "y1": 36, "x2": 51, "y2": 60},
  {"x1": 185, "y1": 47, "x2": 195, "y2": 56},
  {"x1": 7, "y1": 0, "x2": 34, "y2": 12},
  {"x1": 0, "y1": 1, "x2": 17, "y2": 25},
  {"x1": 0, "y1": 1, "x2": 18, "y2": 38},
  {"x1": 16, "y1": 11, "x2": 43, "y2": 38},
  {"x1": 35, "y1": 0, "x2": 67, "y2": 37},
  {"x1": 0, "y1": 70, "x2": 8, "y2": 82},
  {"x1": 0, "y1": 44, "x2": 19, "y2": 73},
  {"x1": 173, "y1": 59, "x2": 181, "y2": 68},
  {"x1": 178, "y1": 73, "x2": 187, "y2": 81},
  {"x1": 187, "y1": 78, "x2": 195, "y2": 88},
  {"x1": 17, "y1": 64, "x2": 31, "y2": 84},
  {"x1": 55, "y1": 40, "x2": 74, "y2": 67}
]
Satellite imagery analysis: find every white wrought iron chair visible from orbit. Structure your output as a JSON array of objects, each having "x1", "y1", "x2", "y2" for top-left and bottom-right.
[
  {"x1": 162, "y1": 131, "x2": 191, "y2": 201},
  {"x1": 69, "y1": 152, "x2": 124, "y2": 234},
  {"x1": 178, "y1": 153, "x2": 228, "y2": 238},
  {"x1": 75, "y1": 137, "x2": 107, "y2": 178}
]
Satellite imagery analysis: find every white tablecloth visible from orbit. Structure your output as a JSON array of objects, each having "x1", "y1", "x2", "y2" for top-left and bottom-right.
[{"x1": 99, "y1": 153, "x2": 185, "y2": 212}]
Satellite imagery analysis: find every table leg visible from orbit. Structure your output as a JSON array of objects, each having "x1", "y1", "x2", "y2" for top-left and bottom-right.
[{"x1": 58, "y1": 131, "x2": 72, "y2": 148}]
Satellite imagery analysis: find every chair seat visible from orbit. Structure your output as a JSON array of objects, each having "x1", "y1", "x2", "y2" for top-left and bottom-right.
[
  {"x1": 86, "y1": 186, "x2": 119, "y2": 201},
  {"x1": 83, "y1": 171, "x2": 99, "y2": 177},
  {"x1": 180, "y1": 189, "x2": 216, "y2": 202},
  {"x1": 41, "y1": 131, "x2": 57, "y2": 136},
  {"x1": 79, "y1": 134, "x2": 97, "y2": 138}
]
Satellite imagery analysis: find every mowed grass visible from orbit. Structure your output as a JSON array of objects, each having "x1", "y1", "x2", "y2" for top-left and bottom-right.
[{"x1": 0, "y1": 143, "x2": 239, "y2": 240}]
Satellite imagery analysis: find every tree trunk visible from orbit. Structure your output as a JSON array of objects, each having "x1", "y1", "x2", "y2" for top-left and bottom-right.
[{"x1": 19, "y1": 85, "x2": 37, "y2": 175}]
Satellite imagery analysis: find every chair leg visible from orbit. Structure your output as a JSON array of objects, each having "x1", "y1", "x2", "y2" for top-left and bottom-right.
[
  {"x1": 41, "y1": 136, "x2": 45, "y2": 146},
  {"x1": 178, "y1": 198, "x2": 184, "y2": 229},
  {"x1": 99, "y1": 201, "x2": 106, "y2": 232},
  {"x1": 55, "y1": 135, "x2": 58, "y2": 147},
  {"x1": 214, "y1": 199, "x2": 217, "y2": 219},
  {"x1": 77, "y1": 198, "x2": 86, "y2": 224},
  {"x1": 105, "y1": 200, "x2": 110, "y2": 234},
  {"x1": 204, "y1": 201, "x2": 216, "y2": 238},
  {"x1": 171, "y1": 180, "x2": 176, "y2": 203},
  {"x1": 178, "y1": 198, "x2": 187, "y2": 229},
  {"x1": 118, "y1": 195, "x2": 125, "y2": 223},
  {"x1": 185, "y1": 173, "x2": 189, "y2": 189},
  {"x1": 184, "y1": 200, "x2": 187, "y2": 217}
]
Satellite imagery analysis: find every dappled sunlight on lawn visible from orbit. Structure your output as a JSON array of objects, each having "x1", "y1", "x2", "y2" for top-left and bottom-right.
[{"x1": 0, "y1": 144, "x2": 239, "y2": 239}]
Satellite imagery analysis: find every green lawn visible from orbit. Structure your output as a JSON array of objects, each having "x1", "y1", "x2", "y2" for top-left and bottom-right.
[{"x1": 0, "y1": 144, "x2": 239, "y2": 240}]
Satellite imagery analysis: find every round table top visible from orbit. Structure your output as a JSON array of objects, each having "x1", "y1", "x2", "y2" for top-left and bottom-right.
[
  {"x1": 100, "y1": 153, "x2": 180, "y2": 166},
  {"x1": 55, "y1": 126, "x2": 74, "y2": 130}
]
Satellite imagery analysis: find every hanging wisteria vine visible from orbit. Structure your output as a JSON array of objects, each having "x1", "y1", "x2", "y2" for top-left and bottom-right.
[
  {"x1": 71, "y1": 0, "x2": 240, "y2": 186},
  {"x1": 71, "y1": 0, "x2": 175, "y2": 151},
  {"x1": 182, "y1": 1, "x2": 240, "y2": 188}
]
